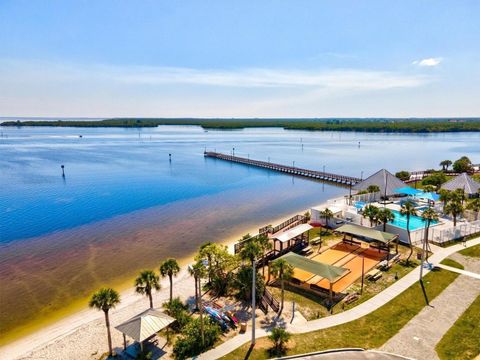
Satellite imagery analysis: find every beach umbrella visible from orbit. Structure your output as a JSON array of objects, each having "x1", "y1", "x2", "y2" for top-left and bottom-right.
[
  {"x1": 416, "y1": 192, "x2": 440, "y2": 202},
  {"x1": 394, "y1": 187, "x2": 423, "y2": 196}
]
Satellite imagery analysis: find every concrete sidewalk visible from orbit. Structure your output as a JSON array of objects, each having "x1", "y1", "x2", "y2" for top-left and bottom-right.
[
  {"x1": 381, "y1": 253, "x2": 480, "y2": 359},
  {"x1": 198, "y1": 237, "x2": 480, "y2": 359}
]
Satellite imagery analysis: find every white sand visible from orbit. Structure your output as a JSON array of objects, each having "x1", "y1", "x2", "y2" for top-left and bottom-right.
[
  {"x1": 0, "y1": 268, "x2": 195, "y2": 360},
  {"x1": 0, "y1": 200, "x2": 336, "y2": 360}
]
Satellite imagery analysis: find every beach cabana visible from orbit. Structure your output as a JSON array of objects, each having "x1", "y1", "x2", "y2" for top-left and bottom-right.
[
  {"x1": 278, "y1": 251, "x2": 348, "y2": 301},
  {"x1": 353, "y1": 169, "x2": 407, "y2": 198},
  {"x1": 273, "y1": 223, "x2": 313, "y2": 254},
  {"x1": 115, "y1": 308, "x2": 175, "y2": 352},
  {"x1": 335, "y1": 223, "x2": 399, "y2": 253},
  {"x1": 441, "y1": 173, "x2": 480, "y2": 197}
]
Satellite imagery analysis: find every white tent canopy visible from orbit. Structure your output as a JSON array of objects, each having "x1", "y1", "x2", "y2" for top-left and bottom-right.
[
  {"x1": 115, "y1": 308, "x2": 175, "y2": 342},
  {"x1": 275, "y1": 223, "x2": 313, "y2": 243}
]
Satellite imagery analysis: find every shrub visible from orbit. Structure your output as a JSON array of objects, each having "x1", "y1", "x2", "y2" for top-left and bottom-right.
[
  {"x1": 162, "y1": 297, "x2": 191, "y2": 332},
  {"x1": 395, "y1": 170, "x2": 411, "y2": 181},
  {"x1": 453, "y1": 156, "x2": 473, "y2": 173},
  {"x1": 173, "y1": 317, "x2": 221, "y2": 359},
  {"x1": 421, "y1": 172, "x2": 447, "y2": 188}
]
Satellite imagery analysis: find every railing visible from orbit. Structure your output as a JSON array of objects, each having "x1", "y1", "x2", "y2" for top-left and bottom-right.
[
  {"x1": 204, "y1": 152, "x2": 361, "y2": 185},
  {"x1": 262, "y1": 288, "x2": 280, "y2": 313},
  {"x1": 234, "y1": 214, "x2": 307, "y2": 254},
  {"x1": 429, "y1": 220, "x2": 480, "y2": 245}
]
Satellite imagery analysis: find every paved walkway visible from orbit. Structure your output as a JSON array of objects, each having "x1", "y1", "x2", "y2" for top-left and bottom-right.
[
  {"x1": 380, "y1": 275, "x2": 480, "y2": 360},
  {"x1": 380, "y1": 253, "x2": 480, "y2": 360},
  {"x1": 198, "y1": 237, "x2": 480, "y2": 359}
]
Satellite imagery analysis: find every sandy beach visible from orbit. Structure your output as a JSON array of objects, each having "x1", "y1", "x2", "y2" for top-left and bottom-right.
[{"x1": 0, "y1": 202, "x2": 330, "y2": 360}]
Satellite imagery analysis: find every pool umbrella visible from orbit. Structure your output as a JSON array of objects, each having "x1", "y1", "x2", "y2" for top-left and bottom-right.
[
  {"x1": 416, "y1": 192, "x2": 440, "y2": 202},
  {"x1": 394, "y1": 187, "x2": 423, "y2": 196}
]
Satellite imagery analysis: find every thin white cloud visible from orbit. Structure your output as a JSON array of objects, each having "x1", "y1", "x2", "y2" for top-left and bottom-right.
[
  {"x1": 104, "y1": 65, "x2": 429, "y2": 90},
  {"x1": 412, "y1": 57, "x2": 442, "y2": 67},
  {"x1": 0, "y1": 59, "x2": 440, "y2": 117},
  {"x1": 0, "y1": 59, "x2": 430, "y2": 91}
]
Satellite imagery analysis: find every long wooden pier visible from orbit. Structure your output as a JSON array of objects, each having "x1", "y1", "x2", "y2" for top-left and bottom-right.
[{"x1": 204, "y1": 151, "x2": 361, "y2": 185}]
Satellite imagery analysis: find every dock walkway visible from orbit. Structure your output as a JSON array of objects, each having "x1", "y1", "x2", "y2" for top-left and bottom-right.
[{"x1": 204, "y1": 152, "x2": 361, "y2": 185}]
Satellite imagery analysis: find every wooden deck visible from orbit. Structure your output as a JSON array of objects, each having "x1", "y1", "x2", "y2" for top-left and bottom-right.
[{"x1": 204, "y1": 151, "x2": 361, "y2": 185}]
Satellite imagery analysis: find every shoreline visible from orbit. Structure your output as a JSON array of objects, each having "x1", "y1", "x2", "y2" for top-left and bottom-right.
[{"x1": 0, "y1": 198, "x2": 336, "y2": 359}]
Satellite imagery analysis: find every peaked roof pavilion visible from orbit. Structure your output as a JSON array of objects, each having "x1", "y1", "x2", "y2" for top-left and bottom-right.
[
  {"x1": 353, "y1": 169, "x2": 407, "y2": 197},
  {"x1": 441, "y1": 173, "x2": 480, "y2": 195}
]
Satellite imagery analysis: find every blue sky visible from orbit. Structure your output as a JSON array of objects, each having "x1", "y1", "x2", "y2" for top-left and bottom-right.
[{"x1": 0, "y1": 0, "x2": 479, "y2": 117}]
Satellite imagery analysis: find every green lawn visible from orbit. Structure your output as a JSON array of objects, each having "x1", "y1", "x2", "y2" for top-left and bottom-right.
[
  {"x1": 221, "y1": 269, "x2": 458, "y2": 360},
  {"x1": 440, "y1": 258, "x2": 465, "y2": 270},
  {"x1": 436, "y1": 295, "x2": 480, "y2": 360},
  {"x1": 459, "y1": 244, "x2": 480, "y2": 258}
]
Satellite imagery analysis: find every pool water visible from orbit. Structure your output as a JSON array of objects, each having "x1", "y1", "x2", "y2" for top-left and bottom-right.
[{"x1": 389, "y1": 209, "x2": 437, "y2": 231}]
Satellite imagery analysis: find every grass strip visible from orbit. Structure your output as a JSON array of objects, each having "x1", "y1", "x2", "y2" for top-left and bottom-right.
[
  {"x1": 440, "y1": 258, "x2": 465, "y2": 270},
  {"x1": 436, "y1": 294, "x2": 480, "y2": 360},
  {"x1": 458, "y1": 244, "x2": 480, "y2": 258},
  {"x1": 221, "y1": 269, "x2": 458, "y2": 359}
]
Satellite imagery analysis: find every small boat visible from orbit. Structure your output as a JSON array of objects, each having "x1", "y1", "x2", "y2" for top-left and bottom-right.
[
  {"x1": 204, "y1": 306, "x2": 228, "y2": 330},
  {"x1": 225, "y1": 310, "x2": 239, "y2": 325}
]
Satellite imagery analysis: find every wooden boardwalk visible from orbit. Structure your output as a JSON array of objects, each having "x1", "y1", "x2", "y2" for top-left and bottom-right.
[{"x1": 204, "y1": 151, "x2": 361, "y2": 185}]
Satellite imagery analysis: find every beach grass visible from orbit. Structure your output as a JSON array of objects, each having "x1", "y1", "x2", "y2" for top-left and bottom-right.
[
  {"x1": 436, "y1": 294, "x2": 480, "y2": 360},
  {"x1": 221, "y1": 268, "x2": 458, "y2": 359}
]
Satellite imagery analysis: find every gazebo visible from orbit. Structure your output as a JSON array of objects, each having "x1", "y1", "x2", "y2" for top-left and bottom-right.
[
  {"x1": 115, "y1": 308, "x2": 175, "y2": 353},
  {"x1": 441, "y1": 173, "x2": 480, "y2": 197},
  {"x1": 353, "y1": 169, "x2": 407, "y2": 198},
  {"x1": 272, "y1": 223, "x2": 313, "y2": 254}
]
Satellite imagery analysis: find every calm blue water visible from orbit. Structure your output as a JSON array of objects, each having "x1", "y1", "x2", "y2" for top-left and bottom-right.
[
  {"x1": 0, "y1": 126, "x2": 478, "y2": 243},
  {"x1": 389, "y1": 209, "x2": 438, "y2": 231}
]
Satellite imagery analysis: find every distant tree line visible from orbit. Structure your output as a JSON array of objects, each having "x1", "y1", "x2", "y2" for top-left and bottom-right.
[{"x1": 3, "y1": 118, "x2": 480, "y2": 132}]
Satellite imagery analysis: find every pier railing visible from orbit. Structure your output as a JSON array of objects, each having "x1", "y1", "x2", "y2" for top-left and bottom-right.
[{"x1": 204, "y1": 152, "x2": 361, "y2": 186}]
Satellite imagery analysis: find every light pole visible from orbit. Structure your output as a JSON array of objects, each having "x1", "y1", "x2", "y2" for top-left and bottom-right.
[
  {"x1": 233, "y1": 147, "x2": 235, "y2": 156},
  {"x1": 323, "y1": 165, "x2": 325, "y2": 174},
  {"x1": 251, "y1": 259, "x2": 256, "y2": 346},
  {"x1": 361, "y1": 171, "x2": 364, "y2": 180},
  {"x1": 292, "y1": 161, "x2": 295, "y2": 168}
]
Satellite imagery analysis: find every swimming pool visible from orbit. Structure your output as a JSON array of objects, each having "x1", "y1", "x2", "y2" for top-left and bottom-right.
[{"x1": 389, "y1": 209, "x2": 438, "y2": 231}]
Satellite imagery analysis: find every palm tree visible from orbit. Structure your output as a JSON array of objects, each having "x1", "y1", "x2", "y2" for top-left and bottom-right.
[
  {"x1": 423, "y1": 184, "x2": 436, "y2": 193},
  {"x1": 160, "y1": 258, "x2": 180, "y2": 303},
  {"x1": 376, "y1": 208, "x2": 394, "y2": 231},
  {"x1": 270, "y1": 259, "x2": 294, "y2": 314},
  {"x1": 239, "y1": 239, "x2": 262, "y2": 266},
  {"x1": 320, "y1": 208, "x2": 334, "y2": 228},
  {"x1": 451, "y1": 188, "x2": 466, "y2": 205},
  {"x1": 466, "y1": 198, "x2": 480, "y2": 220},
  {"x1": 400, "y1": 200, "x2": 417, "y2": 263},
  {"x1": 268, "y1": 327, "x2": 291, "y2": 356},
  {"x1": 438, "y1": 189, "x2": 451, "y2": 209},
  {"x1": 367, "y1": 185, "x2": 380, "y2": 193},
  {"x1": 89, "y1": 288, "x2": 120, "y2": 357},
  {"x1": 188, "y1": 261, "x2": 205, "y2": 311},
  {"x1": 257, "y1": 234, "x2": 272, "y2": 277},
  {"x1": 135, "y1": 270, "x2": 160, "y2": 308},
  {"x1": 440, "y1": 160, "x2": 452, "y2": 171},
  {"x1": 363, "y1": 204, "x2": 379, "y2": 227},
  {"x1": 421, "y1": 207, "x2": 439, "y2": 260},
  {"x1": 444, "y1": 200, "x2": 464, "y2": 226}
]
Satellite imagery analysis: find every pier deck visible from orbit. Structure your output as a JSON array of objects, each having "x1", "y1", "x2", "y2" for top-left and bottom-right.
[{"x1": 204, "y1": 152, "x2": 361, "y2": 185}]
